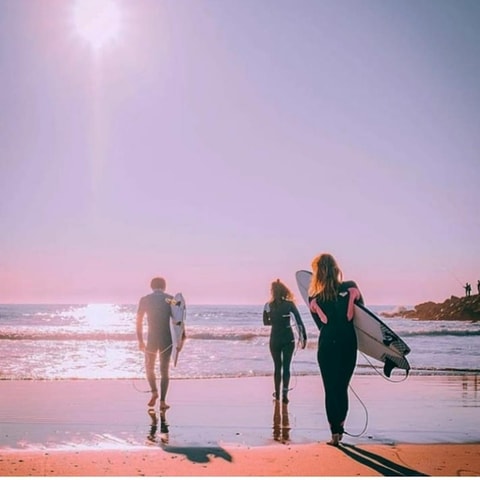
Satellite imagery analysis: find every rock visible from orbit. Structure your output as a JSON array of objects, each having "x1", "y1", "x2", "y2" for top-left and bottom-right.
[{"x1": 388, "y1": 294, "x2": 480, "y2": 321}]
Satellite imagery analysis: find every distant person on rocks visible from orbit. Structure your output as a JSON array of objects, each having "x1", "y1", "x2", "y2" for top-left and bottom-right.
[
  {"x1": 263, "y1": 279, "x2": 307, "y2": 404},
  {"x1": 477, "y1": 280, "x2": 480, "y2": 295},
  {"x1": 136, "y1": 277, "x2": 176, "y2": 411},
  {"x1": 464, "y1": 282, "x2": 472, "y2": 297}
]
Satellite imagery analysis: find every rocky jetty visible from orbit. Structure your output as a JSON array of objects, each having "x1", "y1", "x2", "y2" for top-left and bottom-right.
[{"x1": 383, "y1": 294, "x2": 480, "y2": 321}]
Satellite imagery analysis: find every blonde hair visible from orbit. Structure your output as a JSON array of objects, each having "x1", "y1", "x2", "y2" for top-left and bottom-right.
[
  {"x1": 309, "y1": 253, "x2": 343, "y2": 301},
  {"x1": 269, "y1": 279, "x2": 295, "y2": 304}
]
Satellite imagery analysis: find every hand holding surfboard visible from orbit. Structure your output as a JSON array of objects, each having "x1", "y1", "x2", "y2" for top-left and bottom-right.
[{"x1": 295, "y1": 270, "x2": 410, "y2": 377}]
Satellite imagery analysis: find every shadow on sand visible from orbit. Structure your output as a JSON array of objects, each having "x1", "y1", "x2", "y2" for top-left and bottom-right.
[
  {"x1": 161, "y1": 444, "x2": 233, "y2": 464},
  {"x1": 146, "y1": 408, "x2": 233, "y2": 464},
  {"x1": 338, "y1": 443, "x2": 428, "y2": 476}
]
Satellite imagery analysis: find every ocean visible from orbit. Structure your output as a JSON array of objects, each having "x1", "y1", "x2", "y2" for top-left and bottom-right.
[{"x1": 1, "y1": 303, "x2": 479, "y2": 381}]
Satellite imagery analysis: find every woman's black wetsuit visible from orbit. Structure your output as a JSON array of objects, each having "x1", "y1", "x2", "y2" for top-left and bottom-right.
[
  {"x1": 263, "y1": 300, "x2": 306, "y2": 400},
  {"x1": 309, "y1": 281, "x2": 363, "y2": 435}
]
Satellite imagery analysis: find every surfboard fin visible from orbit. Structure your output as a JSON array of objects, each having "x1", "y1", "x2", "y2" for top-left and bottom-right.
[{"x1": 383, "y1": 357, "x2": 396, "y2": 378}]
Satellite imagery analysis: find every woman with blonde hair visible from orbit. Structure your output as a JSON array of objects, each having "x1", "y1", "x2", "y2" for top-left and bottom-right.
[
  {"x1": 308, "y1": 253, "x2": 364, "y2": 446},
  {"x1": 263, "y1": 279, "x2": 307, "y2": 404}
]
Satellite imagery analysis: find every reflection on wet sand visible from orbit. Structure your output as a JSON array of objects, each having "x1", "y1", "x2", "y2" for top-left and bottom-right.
[
  {"x1": 147, "y1": 408, "x2": 169, "y2": 444},
  {"x1": 461, "y1": 374, "x2": 478, "y2": 403},
  {"x1": 273, "y1": 400, "x2": 290, "y2": 443},
  {"x1": 145, "y1": 407, "x2": 233, "y2": 464}
]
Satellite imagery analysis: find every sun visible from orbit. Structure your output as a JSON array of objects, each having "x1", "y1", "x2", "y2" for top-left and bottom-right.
[{"x1": 72, "y1": 0, "x2": 122, "y2": 52}]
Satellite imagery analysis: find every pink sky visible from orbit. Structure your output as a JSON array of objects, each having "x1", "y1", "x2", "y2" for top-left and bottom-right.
[{"x1": 1, "y1": 0, "x2": 479, "y2": 306}]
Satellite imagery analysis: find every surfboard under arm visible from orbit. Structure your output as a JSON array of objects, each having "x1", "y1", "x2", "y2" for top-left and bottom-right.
[
  {"x1": 169, "y1": 293, "x2": 186, "y2": 367},
  {"x1": 295, "y1": 270, "x2": 410, "y2": 377}
]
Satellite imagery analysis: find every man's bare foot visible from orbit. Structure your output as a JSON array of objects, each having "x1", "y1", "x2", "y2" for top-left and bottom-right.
[
  {"x1": 148, "y1": 392, "x2": 159, "y2": 408},
  {"x1": 159, "y1": 401, "x2": 170, "y2": 412}
]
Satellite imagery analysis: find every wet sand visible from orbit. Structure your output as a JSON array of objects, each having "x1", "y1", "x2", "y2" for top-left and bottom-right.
[{"x1": 0, "y1": 375, "x2": 479, "y2": 476}]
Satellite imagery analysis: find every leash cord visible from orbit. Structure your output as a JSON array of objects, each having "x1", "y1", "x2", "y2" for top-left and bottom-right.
[
  {"x1": 131, "y1": 344, "x2": 173, "y2": 394},
  {"x1": 360, "y1": 352, "x2": 410, "y2": 383},
  {"x1": 344, "y1": 383, "x2": 369, "y2": 437}
]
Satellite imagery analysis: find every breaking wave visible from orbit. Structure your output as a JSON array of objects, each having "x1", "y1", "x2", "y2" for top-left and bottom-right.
[{"x1": 0, "y1": 330, "x2": 269, "y2": 342}]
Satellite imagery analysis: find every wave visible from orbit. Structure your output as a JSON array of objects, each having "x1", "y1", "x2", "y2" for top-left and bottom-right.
[
  {"x1": 187, "y1": 331, "x2": 268, "y2": 341},
  {"x1": 0, "y1": 332, "x2": 137, "y2": 341},
  {"x1": 400, "y1": 329, "x2": 480, "y2": 338},
  {"x1": 2, "y1": 327, "x2": 480, "y2": 341},
  {"x1": 0, "y1": 330, "x2": 270, "y2": 342},
  {"x1": 344, "y1": 363, "x2": 480, "y2": 378},
  {"x1": 407, "y1": 366, "x2": 480, "y2": 374}
]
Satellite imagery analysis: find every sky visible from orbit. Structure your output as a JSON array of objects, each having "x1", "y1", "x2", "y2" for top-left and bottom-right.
[{"x1": 1, "y1": 0, "x2": 479, "y2": 306}]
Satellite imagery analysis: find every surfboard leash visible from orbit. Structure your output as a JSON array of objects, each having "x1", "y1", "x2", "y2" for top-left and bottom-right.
[
  {"x1": 360, "y1": 352, "x2": 410, "y2": 383},
  {"x1": 288, "y1": 319, "x2": 306, "y2": 393},
  {"x1": 130, "y1": 378, "x2": 151, "y2": 394},
  {"x1": 344, "y1": 351, "x2": 411, "y2": 438},
  {"x1": 344, "y1": 383, "x2": 369, "y2": 438},
  {"x1": 131, "y1": 344, "x2": 174, "y2": 395}
]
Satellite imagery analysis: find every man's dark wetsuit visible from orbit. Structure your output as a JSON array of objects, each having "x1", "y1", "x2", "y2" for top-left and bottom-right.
[
  {"x1": 309, "y1": 281, "x2": 363, "y2": 435},
  {"x1": 137, "y1": 290, "x2": 173, "y2": 401},
  {"x1": 263, "y1": 300, "x2": 306, "y2": 401}
]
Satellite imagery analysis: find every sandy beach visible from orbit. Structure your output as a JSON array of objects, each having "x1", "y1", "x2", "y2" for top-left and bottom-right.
[{"x1": 1, "y1": 375, "x2": 479, "y2": 476}]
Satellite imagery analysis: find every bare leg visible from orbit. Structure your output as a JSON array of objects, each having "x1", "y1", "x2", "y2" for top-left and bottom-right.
[
  {"x1": 148, "y1": 391, "x2": 159, "y2": 407},
  {"x1": 159, "y1": 401, "x2": 170, "y2": 411},
  {"x1": 159, "y1": 347, "x2": 172, "y2": 409},
  {"x1": 145, "y1": 350, "x2": 158, "y2": 407}
]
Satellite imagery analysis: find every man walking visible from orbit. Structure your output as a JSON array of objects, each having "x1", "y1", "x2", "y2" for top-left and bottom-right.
[{"x1": 136, "y1": 277, "x2": 174, "y2": 411}]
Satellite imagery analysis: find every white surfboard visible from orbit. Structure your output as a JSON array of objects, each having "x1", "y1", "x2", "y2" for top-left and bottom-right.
[
  {"x1": 169, "y1": 293, "x2": 186, "y2": 367},
  {"x1": 295, "y1": 270, "x2": 410, "y2": 377}
]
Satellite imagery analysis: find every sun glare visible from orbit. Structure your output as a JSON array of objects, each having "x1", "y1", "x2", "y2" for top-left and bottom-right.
[
  {"x1": 83, "y1": 303, "x2": 116, "y2": 328},
  {"x1": 72, "y1": 0, "x2": 122, "y2": 52}
]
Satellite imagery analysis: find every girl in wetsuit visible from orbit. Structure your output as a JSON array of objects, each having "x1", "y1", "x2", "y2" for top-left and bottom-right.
[
  {"x1": 308, "y1": 253, "x2": 364, "y2": 446},
  {"x1": 263, "y1": 280, "x2": 307, "y2": 404}
]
